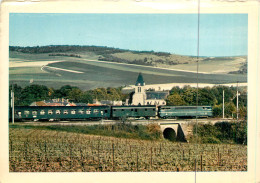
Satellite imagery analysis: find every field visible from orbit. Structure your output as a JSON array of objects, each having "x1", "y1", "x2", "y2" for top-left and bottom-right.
[
  {"x1": 9, "y1": 51, "x2": 247, "y2": 90},
  {"x1": 9, "y1": 128, "x2": 247, "y2": 172}
]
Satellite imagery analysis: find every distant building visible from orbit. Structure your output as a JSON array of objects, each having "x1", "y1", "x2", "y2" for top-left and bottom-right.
[
  {"x1": 145, "y1": 90, "x2": 168, "y2": 105},
  {"x1": 30, "y1": 98, "x2": 83, "y2": 106},
  {"x1": 130, "y1": 73, "x2": 168, "y2": 106},
  {"x1": 93, "y1": 99, "x2": 123, "y2": 106}
]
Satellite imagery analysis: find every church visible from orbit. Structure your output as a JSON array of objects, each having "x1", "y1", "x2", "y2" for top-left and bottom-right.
[{"x1": 130, "y1": 73, "x2": 168, "y2": 106}]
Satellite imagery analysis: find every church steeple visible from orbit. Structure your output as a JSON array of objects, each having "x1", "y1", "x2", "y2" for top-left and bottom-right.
[{"x1": 135, "y1": 73, "x2": 145, "y2": 86}]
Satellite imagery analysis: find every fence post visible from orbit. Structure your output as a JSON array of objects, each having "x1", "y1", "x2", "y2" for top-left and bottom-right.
[
  {"x1": 136, "y1": 151, "x2": 139, "y2": 172},
  {"x1": 112, "y1": 143, "x2": 115, "y2": 172},
  {"x1": 150, "y1": 147, "x2": 153, "y2": 171},
  {"x1": 200, "y1": 155, "x2": 203, "y2": 171}
]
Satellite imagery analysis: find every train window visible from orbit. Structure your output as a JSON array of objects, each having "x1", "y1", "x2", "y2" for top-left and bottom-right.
[
  {"x1": 71, "y1": 110, "x2": 76, "y2": 115},
  {"x1": 163, "y1": 108, "x2": 171, "y2": 110},
  {"x1": 24, "y1": 111, "x2": 30, "y2": 115},
  {"x1": 40, "y1": 110, "x2": 45, "y2": 115},
  {"x1": 48, "y1": 110, "x2": 53, "y2": 115},
  {"x1": 78, "y1": 110, "x2": 84, "y2": 114},
  {"x1": 131, "y1": 109, "x2": 133, "y2": 111},
  {"x1": 135, "y1": 109, "x2": 138, "y2": 112},
  {"x1": 104, "y1": 110, "x2": 108, "y2": 113},
  {"x1": 17, "y1": 111, "x2": 22, "y2": 116},
  {"x1": 145, "y1": 109, "x2": 147, "y2": 111},
  {"x1": 56, "y1": 110, "x2": 61, "y2": 114},
  {"x1": 32, "y1": 111, "x2": 37, "y2": 115},
  {"x1": 94, "y1": 109, "x2": 99, "y2": 113},
  {"x1": 113, "y1": 109, "x2": 116, "y2": 111},
  {"x1": 64, "y1": 110, "x2": 68, "y2": 115},
  {"x1": 153, "y1": 109, "x2": 155, "y2": 111},
  {"x1": 121, "y1": 109, "x2": 124, "y2": 111},
  {"x1": 86, "y1": 109, "x2": 91, "y2": 114}
]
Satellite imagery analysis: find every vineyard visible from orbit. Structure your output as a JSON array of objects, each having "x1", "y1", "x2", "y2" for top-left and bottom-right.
[{"x1": 9, "y1": 128, "x2": 247, "y2": 172}]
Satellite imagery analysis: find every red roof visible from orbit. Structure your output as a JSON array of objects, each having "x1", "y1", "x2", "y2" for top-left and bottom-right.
[
  {"x1": 46, "y1": 103, "x2": 64, "y2": 106},
  {"x1": 87, "y1": 104, "x2": 101, "y2": 106}
]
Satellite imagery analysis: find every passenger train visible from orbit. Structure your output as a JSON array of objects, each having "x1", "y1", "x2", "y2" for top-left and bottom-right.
[{"x1": 11, "y1": 105, "x2": 213, "y2": 121}]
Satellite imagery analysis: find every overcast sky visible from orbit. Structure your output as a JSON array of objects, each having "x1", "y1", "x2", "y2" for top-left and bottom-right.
[{"x1": 9, "y1": 13, "x2": 247, "y2": 57}]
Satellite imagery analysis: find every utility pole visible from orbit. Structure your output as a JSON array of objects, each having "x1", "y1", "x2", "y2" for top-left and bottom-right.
[
  {"x1": 223, "y1": 89, "x2": 225, "y2": 119},
  {"x1": 236, "y1": 82, "x2": 239, "y2": 120},
  {"x1": 11, "y1": 85, "x2": 14, "y2": 124}
]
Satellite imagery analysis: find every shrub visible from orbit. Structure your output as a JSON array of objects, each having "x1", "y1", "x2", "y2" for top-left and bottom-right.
[
  {"x1": 192, "y1": 121, "x2": 247, "y2": 144},
  {"x1": 201, "y1": 136, "x2": 221, "y2": 144}
]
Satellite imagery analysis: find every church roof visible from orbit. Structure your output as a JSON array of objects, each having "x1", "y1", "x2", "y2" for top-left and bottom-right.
[
  {"x1": 135, "y1": 73, "x2": 145, "y2": 86},
  {"x1": 146, "y1": 91, "x2": 169, "y2": 100}
]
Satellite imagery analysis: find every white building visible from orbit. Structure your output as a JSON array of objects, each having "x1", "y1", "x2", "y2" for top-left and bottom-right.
[
  {"x1": 130, "y1": 73, "x2": 168, "y2": 106},
  {"x1": 131, "y1": 73, "x2": 147, "y2": 105}
]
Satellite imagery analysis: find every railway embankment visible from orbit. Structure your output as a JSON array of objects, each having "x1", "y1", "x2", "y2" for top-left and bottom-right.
[{"x1": 10, "y1": 118, "x2": 247, "y2": 144}]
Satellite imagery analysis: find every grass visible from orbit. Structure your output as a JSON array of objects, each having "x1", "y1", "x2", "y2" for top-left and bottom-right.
[
  {"x1": 112, "y1": 52, "x2": 200, "y2": 65},
  {"x1": 9, "y1": 123, "x2": 162, "y2": 141}
]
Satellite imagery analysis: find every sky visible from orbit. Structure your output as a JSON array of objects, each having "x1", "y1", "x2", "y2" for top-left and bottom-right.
[{"x1": 9, "y1": 13, "x2": 248, "y2": 57}]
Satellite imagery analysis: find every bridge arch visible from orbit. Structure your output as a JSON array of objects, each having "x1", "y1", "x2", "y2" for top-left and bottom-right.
[
  {"x1": 163, "y1": 127, "x2": 177, "y2": 141},
  {"x1": 160, "y1": 123, "x2": 187, "y2": 142}
]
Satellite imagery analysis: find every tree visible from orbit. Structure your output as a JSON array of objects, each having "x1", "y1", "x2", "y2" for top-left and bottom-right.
[
  {"x1": 169, "y1": 86, "x2": 182, "y2": 95},
  {"x1": 213, "y1": 105, "x2": 222, "y2": 117},
  {"x1": 182, "y1": 86, "x2": 196, "y2": 105},
  {"x1": 52, "y1": 85, "x2": 79, "y2": 99},
  {"x1": 59, "y1": 85, "x2": 78, "y2": 98},
  {"x1": 48, "y1": 88, "x2": 55, "y2": 98},
  {"x1": 68, "y1": 88, "x2": 83, "y2": 103},
  {"x1": 107, "y1": 87, "x2": 121, "y2": 101},
  {"x1": 166, "y1": 93, "x2": 186, "y2": 106},
  {"x1": 20, "y1": 84, "x2": 50, "y2": 106},
  {"x1": 90, "y1": 88, "x2": 108, "y2": 100},
  {"x1": 198, "y1": 87, "x2": 217, "y2": 106},
  {"x1": 80, "y1": 91, "x2": 93, "y2": 104},
  {"x1": 239, "y1": 105, "x2": 247, "y2": 119},
  {"x1": 224, "y1": 102, "x2": 236, "y2": 118}
]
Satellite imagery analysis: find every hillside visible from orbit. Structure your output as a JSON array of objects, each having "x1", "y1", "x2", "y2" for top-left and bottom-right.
[
  {"x1": 10, "y1": 46, "x2": 247, "y2": 72},
  {"x1": 9, "y1": 45, "x2": 247, "y2": 90},
  {"x1": 10, "y1": 45, "x2": 247, "y2": 74}
]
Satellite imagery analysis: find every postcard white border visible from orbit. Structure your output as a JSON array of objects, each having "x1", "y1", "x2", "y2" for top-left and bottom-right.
[{"x1": 0, "y1": 1, "x2": 259, "y2": 183}]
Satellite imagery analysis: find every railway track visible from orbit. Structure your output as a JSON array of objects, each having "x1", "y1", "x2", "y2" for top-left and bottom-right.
[{"x1": 12, "y1": 118, "x2": 235, "y2": 126}]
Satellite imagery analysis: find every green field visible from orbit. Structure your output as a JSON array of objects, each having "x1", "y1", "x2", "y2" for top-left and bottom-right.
[{"x1": 9, "y1": 48, "x2": 247, "y2": 90}]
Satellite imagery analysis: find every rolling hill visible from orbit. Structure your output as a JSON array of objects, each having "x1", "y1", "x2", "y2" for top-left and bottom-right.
[{"x1": 9, "y1": 45, "x2": 247, "y2": 90}]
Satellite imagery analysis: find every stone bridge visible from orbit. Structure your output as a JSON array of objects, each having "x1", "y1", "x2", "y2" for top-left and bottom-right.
[
  {"x1": 159, "y1": 123, "x2": 189, "y2": 142},
  {"x1": 158, "y1": 118, "x2": 233, "y2": 142}
]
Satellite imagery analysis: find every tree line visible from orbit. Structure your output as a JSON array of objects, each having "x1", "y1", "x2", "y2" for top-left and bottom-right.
[
  {"x1": 9, "y1": 84, "x2": 127, "y2": 106},
  {"x1": 10, "y1": 45, "x2": 169, "y2": 56},
  {"x1": 166, "y1": 85, "x2": 247, "y2": 119},
  {"x1": 49, "y1": 53, "x2": 81, "y2": 58},
  {"x1": 9, "y1": 84, "x2": 247, "y2": 119}
]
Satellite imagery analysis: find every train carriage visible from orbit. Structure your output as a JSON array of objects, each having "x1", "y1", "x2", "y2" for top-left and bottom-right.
[
  {"x1": 111, "y1": 105, "x2": 156, "y2": 119},
  {"x1": 14, "y1": 106, "x2": 111, "y2": 121},
  {"x1": 12, "y1": 105, "x2": 213, "y2": 121},
  {"x1": 158, "y1": 106, "x2": 213, "y2": 119}
]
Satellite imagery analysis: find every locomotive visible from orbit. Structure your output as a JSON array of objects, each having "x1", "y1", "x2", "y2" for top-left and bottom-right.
[{"x1": 11, "y1": 105, "x2": 213, "y2": 121}]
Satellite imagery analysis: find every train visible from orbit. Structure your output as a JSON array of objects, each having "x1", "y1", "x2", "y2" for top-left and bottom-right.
[{"x1": 11, "y1": 105, "x2": 213, "y2": 121}]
